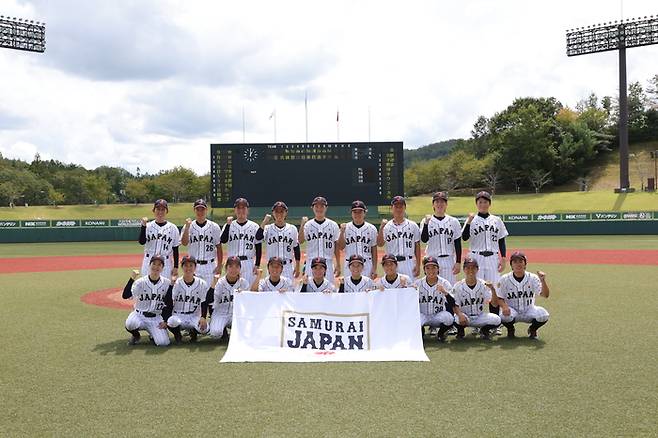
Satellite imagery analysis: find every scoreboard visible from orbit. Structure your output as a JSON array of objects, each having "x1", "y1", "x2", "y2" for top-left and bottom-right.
[{"x1": 210, "y1": 142, "x2": 403, "y2": 208}]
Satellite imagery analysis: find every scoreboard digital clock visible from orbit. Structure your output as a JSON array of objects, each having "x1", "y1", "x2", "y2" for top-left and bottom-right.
[{"x1": 210, "y1": 142, "x2": 403, "y2": 208}]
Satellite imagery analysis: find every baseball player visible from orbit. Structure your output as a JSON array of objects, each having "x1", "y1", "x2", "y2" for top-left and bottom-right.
[
  {"x1": 337, "y1": 200, "x2": 378, "y2": 280},
  {"x1": 260, "y1": 201, "x2": 301, "y2": 280},
  {"x1": 220, "y1": 198, "x2": 263, "y2": 287},
  {"x1": 208, "y1": 256, "x2": 250, "y2": 340},
  {"x1": 166, "y1": 256, "x2": 214, "y2": 343},
  {"x1": 122, "y1": 254, "x2": 173, "y2": 346},
  {"x1": 451, "y1": 258, "x2": 502, "y2": 340},
  {"x1": 376, "y1": 254, "x2": 412, "y2": 290},
  {"x1": 415, "y1": 256, "x2": 457, "y2": 342},
  {"x1": 377, "y1": 196, "x2": 421, "y2": 280},
  {"x1": 299, "y1": 257, "x2": 335, "y2": 293},
  {"x1": 254, "y1": 256, "x2": 294, "y2": 292},
  {"x1": 420, "y1": 191, "x2": 463, "y2": 285},
  {"x1": 338, "y1": 255, "x2": 376, "y2": 293},
  {"x1": 299, "y1": 196, "x2": 340, "y2": 281},
  {"x1": 495, "y1": 252, "x2": 550, "y2": 339},
  {"x1": 138, "y1": 199, "x2": 180, "y2": 280},
  {"x1": 180, "y1": 199, "x2": 223, "y2": 287}
]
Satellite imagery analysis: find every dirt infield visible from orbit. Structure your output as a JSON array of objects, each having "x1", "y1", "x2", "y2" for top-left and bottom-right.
[
  {"x1": 2, "y1": 249, "x2": 657, "y2": 276},
  {"x1": 81, "y1": 287, "x2": 130, "y2": 310}
]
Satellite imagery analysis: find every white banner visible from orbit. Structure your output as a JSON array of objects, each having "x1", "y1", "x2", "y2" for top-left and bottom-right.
[{"x1": 220, "y1": 288, "x2": 429, "y2": 363}]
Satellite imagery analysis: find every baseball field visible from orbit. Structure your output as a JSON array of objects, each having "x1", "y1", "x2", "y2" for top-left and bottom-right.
[{"x1": 1, "y1": 236, "x2": 656, "y2": 437}]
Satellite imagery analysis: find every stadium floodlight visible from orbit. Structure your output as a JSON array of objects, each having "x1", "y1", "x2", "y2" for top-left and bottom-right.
[
  {"x1": 0, "y1": 15, "x2": 46, "y2": 53},
  {"x1": 566, "y1": 15, "x2": 658, "y2": 192}
]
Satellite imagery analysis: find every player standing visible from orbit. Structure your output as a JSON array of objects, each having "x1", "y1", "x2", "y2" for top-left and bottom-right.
[
  {"x1": 299, "y1": 196, "x2": 340, "y2": 282},
  {"x1": 138, "y1": 199, "x2": 180, "y2": 280},
  {"x1": 420, "y1": 191, "x2": 463, "y2": 285},
  {"x1": 495, "y1": 252, "x2": 550, "y2": 339},
  {"x1": 180, "y1": 199, "x2": 223, "y2": 287},
  {"x1": 220, "y1": 198, "x2": 263, "y2": 287},
  {"x1": 208, "y1": 256, "x2": 250, "y2": 340},
  {"x1": 377, "y1": 196, "x2": 421, "y2": 280},
  {"x1": 337, "y1": 200, "x2": 378, "y2": 280},
  {"x1": 415, "y1": 256, "x2": 457, "y2": 342},
  {"x1": 260, "y1": 201, "x2": 301, "y2": 280}
]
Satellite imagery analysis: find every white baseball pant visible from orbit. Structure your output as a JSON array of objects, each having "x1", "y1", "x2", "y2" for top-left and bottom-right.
[
  {"x1": 455, "y1": 312, "x2": 501, "y2": 328},
  {"x1": 500, "y1": 305, "x2": 549, "y2": 324},
  {"x1": 140, "y1": 255, "x2": 174, "y2": 280},
  {"x1": 167, "y1": 313, "x2": 209, "y2": 334},
  {"x1": 469, "y1": 252, "x2": 501, "y2": 283},
  {"x1": 238, "y1": 259, "x2": 256, "y2": 289},
  {"x1": 436, "y1": 256, "x2": 457, "y2": 285},
  {"x1": 195, "y1": 262, "x2": 217, "y2": 287},
  {"x1": 282, "y1": 260, "x2": 296, "y2": 281},
  {"x1": 209, "y1": 315, "x2": 232, "y2": 338},
  {"x1": 396, "y1": 258, "x2": 417, "y2": 281},
  {"x1": 420, "y1": 311, "x2": 454, "y2": 327},
  {"x1": 125, "y1": 311, "x2": 170, "y2": 346}
]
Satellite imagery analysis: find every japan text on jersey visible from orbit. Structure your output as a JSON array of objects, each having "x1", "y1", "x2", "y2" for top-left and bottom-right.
[
  {"x1": 188, "y1": 221, "x2": 221, "y2": 260},
  {"x1": 416, "y1": 277, "x2": 453, "y2": 314},
  {"x1": 453, "y1": 280, "x2": 490, "y2": 316},
  {"x1": 145, "y1": 222, "x2": 179, "y2": 255},
  {"x1": 172, "y1": 277, "x2": 207, "y2": 314},
  {"x1": 383, "y1": 220, "x2": 419, "y2": 256},
  {"x1": 132, "y1": 277, "x2": 171, "y2": 313},
  {"x1": 497, "y1": 272, "x2": 541, "y2": 311}
]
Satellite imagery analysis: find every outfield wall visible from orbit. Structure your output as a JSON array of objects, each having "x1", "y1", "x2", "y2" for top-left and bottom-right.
[{"x1": 0, "y1": 212, "x2": 656, "y2": 243}]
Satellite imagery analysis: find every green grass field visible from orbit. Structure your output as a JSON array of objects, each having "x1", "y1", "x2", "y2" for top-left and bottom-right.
[{"x1": 1, "y1": 237, "x2": 657, "y2": 436}]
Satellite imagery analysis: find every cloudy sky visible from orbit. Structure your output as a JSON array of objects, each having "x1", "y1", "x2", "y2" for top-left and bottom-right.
[{"x1": 0, "y1": 0, "x2": 656, "y2": 174}]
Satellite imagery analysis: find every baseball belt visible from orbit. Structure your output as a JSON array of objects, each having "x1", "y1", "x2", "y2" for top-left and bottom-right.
[
  {"x1": 436, "y1": 255, "x2": 450, "y2": 258},
  {"x1": 197, "y1": 259, "x2": 215, "y2": 265},
  {"x1": 136, "y1": 310, "x2": 157, "y2": 317},
  {"x1": 177, "y1": 309, "x2": 197, "y2": 315},
  {"x1": 345, "y1": 257, "x2": 372, "y2": 262},
  {"x1": 237, "y1": 256, "x2": 249, "y2": 261},
  {"x1": 395, "y1": 255, "x2": 414, "y2": 261},
  {"x1": 474, "y1": 251, "x2": 495, "y2": 256}
]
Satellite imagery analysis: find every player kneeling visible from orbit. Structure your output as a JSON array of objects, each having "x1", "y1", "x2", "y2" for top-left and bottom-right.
[
  {"x1": 495, "y1": 252, "x2": 550, "y2": 339},
  {"x1": 376, "y1": 254, "x2": 412, "y2": 290},
  {"x1": 122, "y1": 255, "x2": 173, "y2": 346},
  {"x1": 451, "y1": 258, "x2": 501, "y2": 340},
  {"x1": 299, "y1": 257, "x2": 335, "y2": 293},
  {"x1": 338, "y1": 255, "x2": 376, "y2": 292},
  {"x1": 167, "y1": 256, "x2": 216, "y2": 343},
  {"x1": 208, "y1": 256, "x2": 250, "y2": 340},
  {"x1": 254, "y1": 256, "x2": 294, "y2": 292},
  {"x1": 415, "y1": 256, "x2": 456, "y2": 342}
]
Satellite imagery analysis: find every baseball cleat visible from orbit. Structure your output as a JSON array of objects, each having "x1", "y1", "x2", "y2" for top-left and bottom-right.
[
  {"x1": 189, "y1": 330, "x2": 198, "y2": 343},
  {"x1": 173, "y1": 331, "x2": 182, "y2": 343},
  {"x1": 471, "y1": 327, "x2": 480, "y2": 336},
  {"x1": 507, "y1": 327, "x2": 516, "y2": 338},
  {"x1": 480, "y1": 328, "x2": 491, "y2": 340},
  {"x1": 455, "y1": 326, "x2": 466, "y2": 339},
  {"x1": 493, "y1": 327, "x2": 502, "y2": 336},
  {"x1": 127, "y1": 334, "x2": 140, "y2": 346},
  {"x1": 528, "y1": 328, "x2": 538, "y2": 339},
  {"x1": 447, "y1": 327, "x2": 457, "y2": 336}
]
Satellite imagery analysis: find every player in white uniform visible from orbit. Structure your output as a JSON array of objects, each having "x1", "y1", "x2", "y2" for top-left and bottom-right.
[
  {"x1": 337, "y1": 200, "x2": 378, "y2": 280},
  {"x1": 220, "y1": 198, "x2": 263, "y2": 287},
  {"x1": 138, "y1": 199, "x2": 180, "y2": 280},
  {"x1": 415, "y1": 256, "x2": 456, "y2": 342},
  {"x1": 254, "y1": 256, "x2": 294, "y2": 292},
  {"x1": 122, "y1": 255, "x2": 172, "y2": 346},
  {"x1": 420, "y1": 191, "x2": 463, "y2": 285},
  {"x1": 495, "y1": 252, "x2": 550, "y2": 339},
  {"x1": 208, "y1": 256, "x2": 250, "y2": 340},
  {"x1": 451, "y1": 258, "x2": 502, "y2": 340},
  {"x1": 376, "y1": 254, "x2": 412, "y2": 290},
  {"x1": 338, "y1": 255, "x2": 376, "y2": 293},
  {"x1": 299, "y1": 257, "x2": 335, "y2": 293},
  {"x1": 377, "y1": 196, "x2": 421, "y2": 280},
  {"x1": 260, "y1": 201, "x2": 301, "y2": 281},
  {"x1": 299, "y1": 196, "x2": 340, "y2": 282},
  {"x1": 180, "y1": 199, "x2": 223, "y2": 287}
]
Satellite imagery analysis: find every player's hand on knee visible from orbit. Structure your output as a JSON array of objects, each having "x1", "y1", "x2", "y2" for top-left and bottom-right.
[
  {"x1": 452, "y1": 263, "x2": 460, "y2": 275},
  {"x1": 131, "y1": 269, "x2": 140, "y2": 280},
  {"x1": 158, "y1": 321, "x2": 167, "y2": 329},
  {"x1": 199, "y1": 318, "x2": 207, "y2": 331},
  {"x1": 437, "y1": 284, "x2": 447, "y2": 295},
  {"x1": 141, "y1": 216, "x2": 148, "y2": 226},
  {"x1": 502, "y1": 307, "x2": 511, "y2": 317}
]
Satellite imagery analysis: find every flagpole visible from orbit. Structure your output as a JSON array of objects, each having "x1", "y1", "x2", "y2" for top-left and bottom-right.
[
  {"x1": 368, "y1": 105, "x2": 371, "y2": 143},
  {"x1": 242, "y1": 106, "x2": 246, "y2": 143},
  {"x1": 274, "y1": 109, "x2": 277, "y2": 143},
  {"x1": 304, "y1": 91, "x2": 309, "y2": 143},
  {"x1": 336, "y1": 107, "x2": 340, "y2": 142}
]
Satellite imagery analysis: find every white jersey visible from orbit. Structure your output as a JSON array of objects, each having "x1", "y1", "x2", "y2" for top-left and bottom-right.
[
  {"x1": 303, "y1": 218, "x2": 339, "y2": 260},
  {"x1": 382, "y1": 219, "x2": 420, "y2": 258},
  {"x1": 465, "y1": 214, "x2": 508, "y2": 252},
  {"x1": 343, "y1": 221, "x2": 378, "y2": 259},
  {"x1": 185, "y1": 220, "x2": 222, "y2": 262},
  {"x1": 130, "y1": 276, "x2": 172, "y2": 314},
  {"x1": 222, "y1": 220, "x2": 262, "y2": 258},
  {"x1": 212, "y1": 276, "x2": 250, "y2": 316},
  {"x1": 143, "y1": 221, "x2": 180, "y2": 257},
  {"x1": 258, "y1": 275, "x2": 294, "y2": 292},
  {"x1": 264, "y1": 223, "x2": 299, "y2": 262},
  {"x1": 421, "y1": 215, "x2": 462, "y2": 257},
  {"x1": 415, "y1": 276, "x2": 454, "y2": 315},
  {"x1": 301, "y1": 277, "x2": 335, "y2": 293},
  {"x1": 452, "y1": 279, "x2": 492, "y2": 317},
  {"x1": 341, "y1": 276, "x2": 375, "y2": 293},
  {"x1": 171, "y1": 276, "x2": 208, "y2": 315},
  {"x1": 377, "y1": 274, "x2": 412, "y2": 289},
  {"x1": 496, "y1": 272, "x2": 542, "y2": 313}
]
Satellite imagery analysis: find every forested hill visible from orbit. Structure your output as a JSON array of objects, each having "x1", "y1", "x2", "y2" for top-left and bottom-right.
[{"x1": 403, "y1": 139, "x2": 459, "y2": 168}]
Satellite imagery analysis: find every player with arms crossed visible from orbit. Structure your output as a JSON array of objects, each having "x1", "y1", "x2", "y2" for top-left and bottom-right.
[
  {"x1": 337, "y1": 200, "x2": 378, "y2": 280},
  {"x1": 337, "y1": 255, "x2": 376, "y2": 293},
  {"x1": 253, "y1": 256, "x2": 294, "y2": 292},
  {"x1": 377, "y1": 196, "x2": 421, "y2": 280},
  {"x1": 299, "y1": 257, "x2": 335, "y2": 293},
  {"x1": 138, "y1": 199, "x2": 180, "y2": 280},
  {"x1": 180, "y1": 199, "x2": 223, "y2": 287},
  {"x1": 495, "y1": 252, "x2": 550, "y2": 339},
  {"x1": 420, "y1": 191, "x2": 463, "y2": 285},
  {"x1": 299, "y1": 196, "x2": 340, "y2": 282},
  {"x1": 208, "y1": 256, "x2": 250, "y2": 340},
  {"x1": 259, "y1": 201, "x2": 301, "y2": 281},
  {"x1": 220, "y1": 198, "x2": 263, "y2": 287},
  {"x1": 376, "y1": 254, "x2": 412, "y2": 290}
]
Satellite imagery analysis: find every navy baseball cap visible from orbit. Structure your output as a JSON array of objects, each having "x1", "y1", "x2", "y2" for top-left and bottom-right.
[
  {"x1": 463, "y1": 257, "x2": 479, "y2": 268},
  {"x1": 510, "y1": 251, "x2": 527, "y2": 263},
  {"x1": 423, "y1": 256, "x2": 439, "y2": 267},
  {"x1": 225, "y1": 256, "x2": 242, "y2": 266},
  {"x1": 310, "y1": 257, "x2": 327, "y2": 268},
  {"x1": 381, "y1": 254, "x2": 398, "y2": 265},
  {"x1": 150, "y1": 254, "x2": 165, "y2": 265},
  {"x1": 432, "y1": 191, "x2": 448, "y2": 202},
  {"x1": 181, "y1": 255, "x2": 197, "y2": 266},
  {"x1": 351, "y1": 200, "x2": 367, "y2": 211},
  {"x1": 193, "y1": 199, "x2": 207, "y2": 209},
  {"x1": 475, "y1": 191, "x2": 492, "y2": 202},
  {"x1": 391, "y1": 195, "x2": 406, "y2": 206},
  {"x1": 347, "y1": 254, "x2": 365, "y2": 266},
  {"x1": 312, "y1": 196, "x2": 328, "y2": 206},
  {"x1": 272, "y1": 201, "x2": 288, "y2": 211},
  {"x1": 234, "y1": 198, "x2": 250, "y2": 208},
  {"x1": 267, "y1": 256, "x2": 284, "y2": 266},
  {"x1": 153, "y1": 199, "x2": 169, "y2": 211}
]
